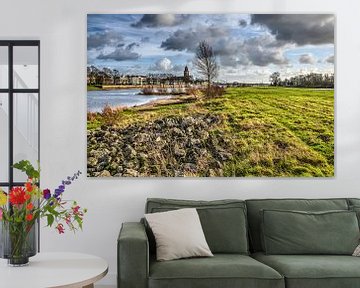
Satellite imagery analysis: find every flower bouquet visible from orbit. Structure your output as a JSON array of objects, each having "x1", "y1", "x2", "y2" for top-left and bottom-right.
[{"x1": 0, "y1": 160, "x2": 87, "y2": 266}]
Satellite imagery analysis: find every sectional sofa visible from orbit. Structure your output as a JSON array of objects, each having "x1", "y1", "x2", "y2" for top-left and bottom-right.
[{"x1": 118, "y1": 198, "x2": 360, "y2": 288}]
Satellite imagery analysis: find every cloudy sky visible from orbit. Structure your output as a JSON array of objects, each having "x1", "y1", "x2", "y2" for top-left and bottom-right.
[{"x1": 87, "y1": 14, "x2": 335, "y2": 83}]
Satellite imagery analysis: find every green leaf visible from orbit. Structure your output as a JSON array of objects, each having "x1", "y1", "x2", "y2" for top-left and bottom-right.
[
  {"x1": 47, "y1": 214, "x2": 54, "y2": 227},
  {"x1": 46, "y1": 206, "x2": 60, "y2": 217},
  {"x1": 13, "y1": 160, "x2": 40, "y2": 180},
  {"x1": 75, "y1": 216, "x2": 83, "y2": 230}
]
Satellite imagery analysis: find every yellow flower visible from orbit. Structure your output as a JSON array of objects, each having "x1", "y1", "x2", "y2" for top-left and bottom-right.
[{"x1": 0, "y1": 190, "x2": 7, "y2": 206}]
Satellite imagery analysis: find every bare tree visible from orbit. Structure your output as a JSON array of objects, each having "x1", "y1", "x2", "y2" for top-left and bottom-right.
[
  {"x1": 193, "y1": 41, "x2": 219, "y2": 90},
  {"x1": 269, "y1": 72, "x2": 281, "y2": 86},
  {"x1": 111, "y1": 69, "x2": 120, "y2": 85}
]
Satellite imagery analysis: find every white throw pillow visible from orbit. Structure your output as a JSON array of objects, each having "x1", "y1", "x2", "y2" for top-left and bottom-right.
[
  {"x1": 353, "y1": 244, "x2": 360, "y2": 256},
  {"x1": 145, "y1": 208, "x2": 213, "y2": 261}
]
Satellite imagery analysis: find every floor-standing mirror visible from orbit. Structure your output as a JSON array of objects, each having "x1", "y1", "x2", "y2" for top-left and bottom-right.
[{"x1": 0, "y1": 40, "x2": 40, "y2": 250}]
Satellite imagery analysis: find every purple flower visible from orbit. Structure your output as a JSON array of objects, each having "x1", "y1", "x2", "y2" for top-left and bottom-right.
[
  {"x1": 43, "y1": 189, "x2": 51, "y2": 200},
  {"x1": 54, "y1": 171, "x2": 82, "y2": 199},
  {"x1": 54, "y1": 189, "x2": 63, "y2": 198}
]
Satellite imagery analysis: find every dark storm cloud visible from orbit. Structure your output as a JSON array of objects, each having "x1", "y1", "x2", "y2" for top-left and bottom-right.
[
  {"x1": 161, "y1": 25, "x2": 288, "y2": 68},
  {"x1": 87, "y1": 30, "x2": 124, "y2": 50},
  {"x1": 160, "y1": 26, "x2": 227, "y2": 52},
  {"x1": 326, "y1": 55, "x2": 335, "y2": 64},
  {"x1": 239, "y1": 19, "x2": 247, "y2": 28},
  {"x1": 299, "y1": 54, "x2": 316, "y2": 64},
  {"x1": 242, "y1": 36, "x2": 288, "y2": 66},
  {"x1": 132, "y1": 14, "x2": 191, "y2": 28},
  {"x1": 97, "y1": 43, "x2": 140, "y2": 61},
  {"x1": 127, "y1": 42, "x2": 140, "y2": 50},
  {"x1": 217, "y1": 37, "x2": 288, "y2": 67},
  {"x1": 250, "y1": 14, "x2": 334, "y2": 45}
]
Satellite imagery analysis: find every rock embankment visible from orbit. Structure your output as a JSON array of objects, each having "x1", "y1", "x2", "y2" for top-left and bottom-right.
[{"x1": 87, "y1": 114, "x2": 233, "y2": 177}]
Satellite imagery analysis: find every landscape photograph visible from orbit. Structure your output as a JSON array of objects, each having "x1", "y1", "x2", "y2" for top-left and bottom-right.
[{"x1": 87, "y1": 14, "x2": 335, "y2": 177}]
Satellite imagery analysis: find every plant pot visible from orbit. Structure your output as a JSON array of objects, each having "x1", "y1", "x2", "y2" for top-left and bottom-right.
[{"x1": 0, "y1": 220, "x2": 37, "y2": 266}]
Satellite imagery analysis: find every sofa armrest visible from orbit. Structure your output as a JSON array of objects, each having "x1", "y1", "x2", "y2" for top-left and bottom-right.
[{"x1": 118, "y1": 222, "x2": 149, "y2": 288}]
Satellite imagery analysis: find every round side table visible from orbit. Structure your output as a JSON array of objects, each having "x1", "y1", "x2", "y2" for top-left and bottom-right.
[{"x1": 0, "y1": 252, "x2": 108, "y2": 288}]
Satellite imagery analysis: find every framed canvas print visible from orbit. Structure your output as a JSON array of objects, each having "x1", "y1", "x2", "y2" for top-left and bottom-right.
[{"x1": 87, "y1": 14, "x2": 334, "y2": 177}]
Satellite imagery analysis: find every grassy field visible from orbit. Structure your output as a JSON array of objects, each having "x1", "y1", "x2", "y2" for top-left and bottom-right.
[{"x1": 88, "y1": 87, "x2": 334, "y2": 177}]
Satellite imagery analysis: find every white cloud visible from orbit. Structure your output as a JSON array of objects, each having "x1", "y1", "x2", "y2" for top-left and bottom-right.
[{"x1": 153, "y1": 57, "x2": 173, "y2": 71}]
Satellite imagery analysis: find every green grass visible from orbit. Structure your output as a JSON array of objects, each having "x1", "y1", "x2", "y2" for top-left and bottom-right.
[
  {"x1": 88, "y1": 87, "x2": 334, "y2": 177},
  {"x1": 87, "y1": 85, "x2": 103, "y2": 91}
]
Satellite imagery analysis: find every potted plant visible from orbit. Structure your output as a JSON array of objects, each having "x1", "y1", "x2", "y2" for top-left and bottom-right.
[{"x1": 0, "y1": 160, "x2": 86, "y2": 266}]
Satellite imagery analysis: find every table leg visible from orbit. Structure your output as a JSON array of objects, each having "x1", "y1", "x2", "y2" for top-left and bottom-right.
[{"x1": 82, "y1": 284, "x2": 94, "y2": 288}]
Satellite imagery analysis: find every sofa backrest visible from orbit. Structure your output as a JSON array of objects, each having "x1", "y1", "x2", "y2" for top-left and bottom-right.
[
  {"x1": 245, "y1": 198, "x2": 349, "y2": 252},
  {"x1": 348, "y1": 198, "x2": 360, "y2": 207},
  {"x1": 145, "y1": 198, "x2": 249, "y2": 254}
]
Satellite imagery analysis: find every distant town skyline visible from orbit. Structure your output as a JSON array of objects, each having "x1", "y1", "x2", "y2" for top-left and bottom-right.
[{"x1": 87, "y1": 14, "x2": 335, "y2": 83}]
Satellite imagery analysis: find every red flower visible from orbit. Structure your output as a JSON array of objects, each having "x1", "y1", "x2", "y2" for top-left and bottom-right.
[
  {"x1": 26, "y1": 203, "x2": 34, "y2": 210},
  {"x1": 25, "y1": 182, "x2": 33, "y2": 192},
  {"x1": 72, "y1": 205, "x2": 80, "y2": 215},
  {"x1": 24, "y1": 193, "x2": 31, "y2": 201},
  {"x1": 65, "y1": 214, "x2": 71, "y2": 225},
  {"x1": 9, "y1": 187, "x2": 26, "y2": 205},
  {"x1": 26, "y1": 214, "x2": 33, "y2": 221},
  {"x1": 56, "y1": 223, "x2": 65, "y2": 234}
]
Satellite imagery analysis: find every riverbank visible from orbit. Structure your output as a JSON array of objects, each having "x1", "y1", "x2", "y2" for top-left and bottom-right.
[
  {"x1": 139, "y1": 87, "x2": 189, "y2": 96},
  {"x1": 87, "y1": 88, "x2": 184, "y2": 113},
  {"x1": 87, "y1": 84, "x2": 190, "y2": 90},
  {"x1": 87, "y1": 94, "x2": 198, "y2": 118}
]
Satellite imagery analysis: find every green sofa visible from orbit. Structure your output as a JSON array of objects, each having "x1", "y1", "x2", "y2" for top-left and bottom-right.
[{"x1": 118, "y1": 198, "x2": 360, "y2": 288}]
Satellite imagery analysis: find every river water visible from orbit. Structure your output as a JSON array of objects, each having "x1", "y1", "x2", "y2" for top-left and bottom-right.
[{"x1": 87, "y1": 88, "x2": 173, "y2": 112}]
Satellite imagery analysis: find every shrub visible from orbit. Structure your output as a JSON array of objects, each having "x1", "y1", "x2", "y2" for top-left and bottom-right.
[
  {"x1": 101, "y1": 104, "x2": 123, "y2": 126},
  {"x1": 87, "y1": 111, "x2": 96, "y2": 121},
  {"x1": 203, "y1": 85, "x2": 226, "y2": 98},
  {"x1": 187, "y1": 87, "x2": 201, "y2": 97},
  {"x1": 141, "y1": 88, "x2": 155, "y2": 95}
]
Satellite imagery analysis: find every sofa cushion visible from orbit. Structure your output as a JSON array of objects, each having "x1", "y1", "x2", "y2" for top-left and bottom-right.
[
  {"x1": 261, "y1": 209, "x2": 359, "y2": 255},
  {"x1": 252, "y1": 252, "x2": 360, "y2": 288},
  {"x1": 146, "y1": 198, "x2": 248, "y2": 254},
  {"x1": 149, "y1": 254, "x2": 284, "y2": 288},
  {"x1": 145, "y1": 208, "x2": 213, "y2": 261},
  {"x1": 246, "y1": 198, "x2": 349, "y2": 252}
]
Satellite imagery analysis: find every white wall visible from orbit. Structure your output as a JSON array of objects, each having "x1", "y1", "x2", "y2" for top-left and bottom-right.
[{"x1": 1, "y1": 0, "x2": 360, "y2": 286}]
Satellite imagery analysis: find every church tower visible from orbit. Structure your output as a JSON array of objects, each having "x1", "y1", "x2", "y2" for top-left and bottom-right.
[{"x1": 184, "y1": 65, "x2": 190, "y2": 83}]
